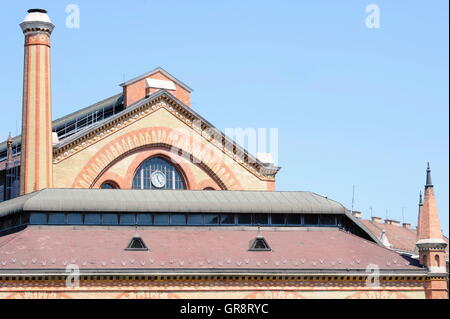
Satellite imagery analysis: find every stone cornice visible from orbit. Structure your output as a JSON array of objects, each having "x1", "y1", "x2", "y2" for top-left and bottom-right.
[{"x1": 53, "y1": 91, "x2": 280, "y2": 181}]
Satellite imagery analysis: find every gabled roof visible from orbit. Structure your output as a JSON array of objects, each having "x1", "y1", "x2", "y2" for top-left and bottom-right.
[
  {"x1": 119, "y1": 67, "x2": 194, "y2": 93},
  {"x1": 53, "y1": 89, "x2": 281, "y2": 177},
  {"x1": 360, "y1": 219, "x2": 449, "y2": 258}
]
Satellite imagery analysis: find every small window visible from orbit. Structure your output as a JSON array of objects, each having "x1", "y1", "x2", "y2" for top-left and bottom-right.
[
  {"x1": 120, "y1": 214, "x2": 135, "y2": 225},
  {"x1": 67, "y1": 213, "x2": 83, "y2": 224},
  {"x1": 30, "y1": 213, "x2": 47, "y2": 224},
  {"x1": 304, "y1": 215, "x2": 319, "y2": 225},
  {"x1": 271, "y1": 214, "x2": 285, "y2": 225},
  {"x1": 102, "y1": 214, "x2": 119, "y2": 225},
  {"x1": 101, "y1": 182, "x2": 119, "y2": 189},
  {"x1": 204, "y1": 214, "x2": 219, "y2": 225},
  {"x1": 320, "y1": 215, "x2": 336, "y2": 226},
  {"x1": 249, "y1": 237, "x2": 271, "y2": 251},
  {"x1": 286, "y1": 214, "x2": 302, "y2": 225},
  {"x1": 48, "y1": 213, "x2": 66, "y2": 225},
  {"x1": 85, "y1": 213, "x2": 101, "y2": 225},
  {"x1": 125, "y1": 236, "x2": 148, "y2": 251},
  {"x1": 154, "y1": 214, "x2": 169, "y2": 225},
  {"x1": 137, "y1": 214, "x2": 152, "y2": 225},
  {"x1": 187, "y1": 214, "x2": 203, "y2": 225},
  {"x1": 435, "y1": 255, "x2": 440, "y2": 267},
  {"x1": 254, "y1": 214, "x2": 269, "y2": 225},
  {"x1": 220, "y1": 214, "x2": 235, "y2": 225},
  {"x1": 237, "y1": 214, "x2": 252, "y2": 225},
  {"x1": 171, "y1": 214, "x2": 186, "y2": 225}
]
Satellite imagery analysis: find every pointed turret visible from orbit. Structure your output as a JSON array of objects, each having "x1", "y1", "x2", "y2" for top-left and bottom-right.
[
  {"x1": 417, "y1": 163, "x2": 445, "y2": 242},
  {"x1": 415, "y1": 163, "x2": 448, "y2": 299},
  {"x1": 414, "y1": 191, "x2": 423, "y2": 255}
]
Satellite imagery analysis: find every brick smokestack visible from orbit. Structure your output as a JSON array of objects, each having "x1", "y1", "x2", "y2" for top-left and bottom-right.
[{"x1": 19, "y1": 9, "x2": 54, "y2": 194}]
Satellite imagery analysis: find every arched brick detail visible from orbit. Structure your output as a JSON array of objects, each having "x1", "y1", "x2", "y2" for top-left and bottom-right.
[
  {"x1": 73, "y1": 127, "x2": 241, "y2": 190},
  {"x1": 92, "y1": 147, "x2": 223, "y2": 190}
]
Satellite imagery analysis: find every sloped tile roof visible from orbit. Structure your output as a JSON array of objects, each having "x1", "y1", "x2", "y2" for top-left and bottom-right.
[
  {"x1": 0, "y1": 227, "x2": 423, "y2": 274},
  {"x1": 360, "y1": 219, "x2": 449, "y2": 257}
]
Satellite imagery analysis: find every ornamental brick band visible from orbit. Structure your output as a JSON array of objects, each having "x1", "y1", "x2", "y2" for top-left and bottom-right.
[{"x1": 72, "y1": 127, "x2": 242, "y2": 190}]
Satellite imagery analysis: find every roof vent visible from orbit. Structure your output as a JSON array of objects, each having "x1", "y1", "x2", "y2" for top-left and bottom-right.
[
  {"x1": 249, "y1": 228, "x2": 271, "y2": 251},
  {"x1": 379, "y1": 230, "x2": 392, "y2": 248},
  {"x1": 125, "y1": 235, "x2": 148, "y2": 251}
]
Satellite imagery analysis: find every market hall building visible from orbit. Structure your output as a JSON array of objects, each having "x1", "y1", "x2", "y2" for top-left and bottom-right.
[{"x1": 0, "y1": 9, "x2": 447, "y2": 299}]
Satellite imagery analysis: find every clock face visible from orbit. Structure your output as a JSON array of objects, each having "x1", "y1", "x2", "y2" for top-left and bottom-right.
[{"x1": 151, "y1": 170, "x2": 166, "y2": 188}]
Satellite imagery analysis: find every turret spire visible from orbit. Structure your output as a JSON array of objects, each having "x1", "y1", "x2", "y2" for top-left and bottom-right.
[{"x1": 425, "y1": 162, "x2": 433, "y2": 187}]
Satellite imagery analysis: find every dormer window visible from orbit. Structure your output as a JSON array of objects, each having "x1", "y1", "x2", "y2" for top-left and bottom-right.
[
  {"x1": 249, "y1": 236, "x2": 271, "y2": 251},
  {"x1": 125, "y1": 235, "x2": 148, "y2": 251}
]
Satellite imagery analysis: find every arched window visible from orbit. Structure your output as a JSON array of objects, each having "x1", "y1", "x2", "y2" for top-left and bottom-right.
[
  {"x1": 101, "y1": 181, "x2": 119, "y2": 189},
  {"x1": 435, "y1": 254, "x2": 440, "y2": 267},
  {"x1": 132, "y1": 156, "x2": 186, "y2": 190}
]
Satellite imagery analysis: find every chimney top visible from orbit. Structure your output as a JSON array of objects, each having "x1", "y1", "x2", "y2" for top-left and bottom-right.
[
  {"x1": 21, "y1": 8, "x2": 54, "y2": 31},
  {"x1": 28, "y1": 8, "x2": 47, "y2": 14},
  {"x1": 402, "y1": 223, "x2": 411, "y2": 229},
  {"x1": 352, "y1": 211, "x2": 362, "y2": 218},
  {"x1": 385, "y1": 219, "x2": 401, "y2": 226},
  {"x1": 371, "y1": 216, "x2": 382, "y2": 223}
]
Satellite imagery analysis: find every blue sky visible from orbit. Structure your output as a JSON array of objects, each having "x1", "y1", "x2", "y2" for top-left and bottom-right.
[{"x1": 1, "y1": 1, "x2": 448, "y2": 234}]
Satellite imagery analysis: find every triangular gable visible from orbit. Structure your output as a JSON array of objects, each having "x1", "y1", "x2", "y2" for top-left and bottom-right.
[
  {"x1": 53, "y1": 89, "x2": 280, "y2": 180},
  {"x1": 119, "y1": 67, "x2": 193, "y2": 93},
  {"x1": 125, "y1": 236, "x2": 148, "y2": 251}
]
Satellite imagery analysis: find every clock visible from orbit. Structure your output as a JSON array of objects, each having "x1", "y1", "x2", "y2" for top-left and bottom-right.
[{"x1": 151, "y1": 170, "x2": 166, "y2": 188}]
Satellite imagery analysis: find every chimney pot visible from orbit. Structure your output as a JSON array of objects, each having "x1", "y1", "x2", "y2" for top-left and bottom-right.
[
  {"x1": 352, "y1": 211, "x2": 362, "y2": 218},
  {"x1": 371, "y1": 216, "x2": 382, "y2": 223},
  {"x1": 28, "y1": 8, "x2": 48, "y2": 14},
  {"x1": 385, "y1": 219, "x2": 401, "y2": 226}
]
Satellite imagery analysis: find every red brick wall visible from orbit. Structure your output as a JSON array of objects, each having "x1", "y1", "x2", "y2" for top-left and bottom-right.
[{"x1": 124, "y1": 71, "x2": 190, "y2": 107}]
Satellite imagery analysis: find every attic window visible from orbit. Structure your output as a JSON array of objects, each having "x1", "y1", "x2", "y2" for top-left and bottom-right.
[
  {"x1": 249, "y1": 236, "x2": 271, "y2": 251},
  {"x1": 125, "y1": 236, "x2": 148, "y2": 251}
]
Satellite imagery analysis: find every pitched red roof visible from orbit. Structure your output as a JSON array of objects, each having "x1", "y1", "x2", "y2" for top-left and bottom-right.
[
  {"x1": 0, "y1": 226, "x2": 422, "y2": 273},
  {"x1": 360, "y1": 219, "x2": 449, "y2": 256}
]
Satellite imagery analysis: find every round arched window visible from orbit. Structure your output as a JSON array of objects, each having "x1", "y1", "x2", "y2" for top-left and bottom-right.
[
  {"x1": 100, "y1": 182, "x2": 119, "y2": 189},
  {"x1": 132, "y1": 156, "x2": 186, "y2": 190}
]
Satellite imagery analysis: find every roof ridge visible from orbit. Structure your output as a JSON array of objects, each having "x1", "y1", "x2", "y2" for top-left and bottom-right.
[
  {"x1": 53, "y1": 90, "x2": 281, "y2": 177},
  {"x1": 119, "y1": 67, "x2": 194, "y2": 92}
]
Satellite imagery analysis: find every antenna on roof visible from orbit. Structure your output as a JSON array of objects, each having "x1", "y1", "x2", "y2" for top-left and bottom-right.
[
  {"x1": 401, "y1": 207, "x2": 405, "y2": 224},
  {"x1": 351, "y1": 185, "x2": 355, "y2": 214},
  {"x1": 370, "y1": 206, "x2": 373, "y2": 218},
  {"x1": 385, "y1": 209, "x2": 389, "y2": 220}
]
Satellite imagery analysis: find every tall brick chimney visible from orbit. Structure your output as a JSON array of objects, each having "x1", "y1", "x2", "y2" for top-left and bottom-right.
[
  {"x1": 19, "y1": 9, "x2": 54, "y2": 194},
  {"x1": 416, "y1": 163, "x2": 448, "y2": 299}
]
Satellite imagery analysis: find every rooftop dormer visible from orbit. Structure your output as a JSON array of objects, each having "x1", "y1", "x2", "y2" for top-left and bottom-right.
[{"x1": 120, "y1": 67, "x2": 193, "y2": 107}]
